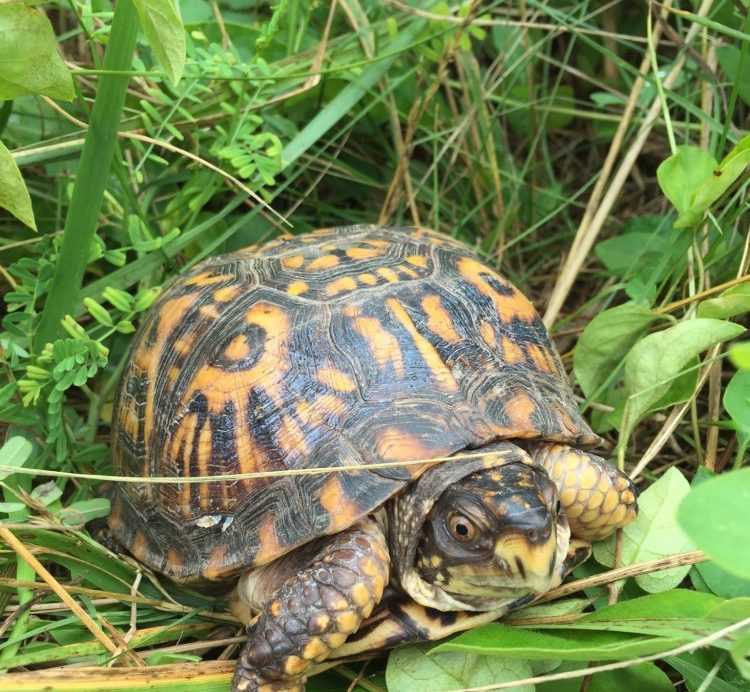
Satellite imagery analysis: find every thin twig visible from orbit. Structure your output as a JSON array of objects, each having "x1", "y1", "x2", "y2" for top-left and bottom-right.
[{"x1": 536, "y1": 550, "x2": 708, "y2": 603}]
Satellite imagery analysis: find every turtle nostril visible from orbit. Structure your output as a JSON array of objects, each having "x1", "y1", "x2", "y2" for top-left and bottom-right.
[{"x1": 525, "y1": 522, "x2": 552, "y2": 543}]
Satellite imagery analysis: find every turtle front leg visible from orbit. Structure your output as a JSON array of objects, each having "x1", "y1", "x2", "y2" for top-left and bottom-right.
[
  {"x1": 529, "y1": 443, "x2": 638, "y2": 541},
  {"x1": 232, "y1": 516, "x2": 389, "y2": 692},
  {"x1": 328, "y1": 537, "x2": 592, "y2": 663}
]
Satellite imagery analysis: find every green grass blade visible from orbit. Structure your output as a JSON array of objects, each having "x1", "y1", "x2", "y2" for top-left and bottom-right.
[
  {"x1": 33, "y1": 0, "x2": 140, "y2": 350},
  {"x1": 280, "y1": 18, "x2": 426, "y2": 170}
]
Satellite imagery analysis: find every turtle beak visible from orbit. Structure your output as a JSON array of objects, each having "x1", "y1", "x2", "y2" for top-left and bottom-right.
[{"x1": 493, "y1": 506, "x2": 560, "y2": 583}]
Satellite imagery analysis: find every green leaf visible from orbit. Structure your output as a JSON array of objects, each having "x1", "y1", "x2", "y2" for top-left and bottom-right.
[
  {"x1": 695, "y1": 562, "x2": 750, "y2": 599},
  {"x1": 30, "y1": 481, "x2": 63, "y2": 506},
  {"x1": 0, "y1": 436, "x2": 33, "y2": 480},
  {"x1": 699, "y1": 284, "x2": 750, "y2": 320},
  {"x1": 657, "y1": 146, "x2": 717, "y2": 214},
  {"x1": 581, "y1": 590, "x2": 722, "y2": 621},
  {"x1": 33, "y1": 0, "x2": 140, "y2": 349},
  {"x1": 667, "y1": 654, "x2": 748, "y2": 692},
  {"x1": 529, "y1": 591, "x2": 736, "y2": 641},
  {"x1": 676, "y1": 136, "x2": 750, "y2": 228},
  {"x1": 619, "y1": 318, "x2": 745, "y2": 444},
  {"x1": 436, "y1": 622, "x2": 685, "y2": 660},
  {"x1": 0, "y1": 2, "x2": 74, "y2": 100},
  {"x1": 730, "y1": 343, "x2": 750, "y2": 370},
  {"x1": 594, "y1": 467, "x2": 695, "y2": 592},
  {"x1": 730, "y1": 627, "x2": 750, "y2": 680},
  {"x1": 593, "y1": 216, "x2": 692, "y2": 305},
  {"x1": 678, "y1": 469, "x2": 750, "y2": 580},
  {"x1": 724, "y1": 370, "x2": 750, "y2": 430},
  {"x1": 132, "y1": 0, "x2": 186, "y2": 84},
  {"x1": 56, "y1": 498, "x2": 111, "y2": 527},
  {"x1": 386, "y1": 644, "x2": 533, "y2": 692},
  {"x1": 505, "y1": 598, "x2": 591, "y2": 622},
  {"x1": 540, "y1": 661, "x2": 676, "y2": 692},
  {"x1": 574, "y1": 304, "x2": 666, "y2": 399},
  {"x1": 718, "y1": 46, "x2": 750, "y2": 107},
  {"x1": 0, "y1": 138, "x2": 36, "y2": 230}
]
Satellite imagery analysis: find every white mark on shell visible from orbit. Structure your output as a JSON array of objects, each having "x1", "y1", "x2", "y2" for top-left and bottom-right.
[{"x1": 195, "y1": 514, "x2": 223, "y2": 528}]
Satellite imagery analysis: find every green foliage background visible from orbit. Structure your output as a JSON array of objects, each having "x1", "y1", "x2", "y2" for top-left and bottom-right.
[{"x1": 1, "y1": 0, "x2": 749, "y2": 690}]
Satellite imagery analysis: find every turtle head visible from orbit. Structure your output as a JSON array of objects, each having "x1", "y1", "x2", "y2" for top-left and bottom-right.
[{"x1": 403, "y1": 461, "x2": 570, "y2": 611}]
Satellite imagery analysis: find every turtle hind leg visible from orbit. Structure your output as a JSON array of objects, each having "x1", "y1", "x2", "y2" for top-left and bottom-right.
[
  {"x1": 530, "y1": 443, "x2": 638, "y2": 541},
  {"x1": 232, "y1": 516, "x2": 390, "y2": 692}
]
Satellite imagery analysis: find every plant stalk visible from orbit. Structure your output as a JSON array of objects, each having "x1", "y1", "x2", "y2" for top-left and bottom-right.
[{"x1": 34, "y1": 1, "x2": 139, "y2": 351}]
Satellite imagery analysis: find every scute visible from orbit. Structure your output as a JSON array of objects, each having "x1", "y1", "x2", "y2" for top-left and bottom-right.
[{"x1": 110, "y1": 225, "x2": 598, "y2": 583}]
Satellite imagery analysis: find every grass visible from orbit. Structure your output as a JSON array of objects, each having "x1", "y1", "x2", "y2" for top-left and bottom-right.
[{"x1": 1, "y1": 1, "x2": 750, "y2": 690}]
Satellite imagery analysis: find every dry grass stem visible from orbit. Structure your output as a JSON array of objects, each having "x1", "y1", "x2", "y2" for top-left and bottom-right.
[
  {"x1": 0, "y1": 526, "x2": 121, "y2": 658},
  {"x1": 537, "y1": 550, "x2": 709, "y2": 603}
]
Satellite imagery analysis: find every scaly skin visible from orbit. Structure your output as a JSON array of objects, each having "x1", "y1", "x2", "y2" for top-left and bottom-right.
[
  {"x1": 232, "y1": 517, "x2": 389, "y2": 692},
  {"x1": 530, "y1": 443, "x2": 638, "y2": 540}
]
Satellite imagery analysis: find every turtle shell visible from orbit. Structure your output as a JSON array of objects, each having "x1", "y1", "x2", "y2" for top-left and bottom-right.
[{"x1": 108, "y1": 225, "x2": 598, "y2": 583}]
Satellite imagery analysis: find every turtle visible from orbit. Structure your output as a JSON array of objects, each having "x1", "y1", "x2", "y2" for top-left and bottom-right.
[{"x1": 108, "y1": 225, "x2": 638, "y2": 692}]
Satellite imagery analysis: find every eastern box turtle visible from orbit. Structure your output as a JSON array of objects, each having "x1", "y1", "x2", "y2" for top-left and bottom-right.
[{"x1": 109, "y1": 225, "x2": 638, "y2": 691}]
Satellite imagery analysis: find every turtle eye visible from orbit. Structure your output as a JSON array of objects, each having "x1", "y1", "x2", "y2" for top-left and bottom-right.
[{"x1": 448, "y1": 514, "x2": 478, "y2": 543}]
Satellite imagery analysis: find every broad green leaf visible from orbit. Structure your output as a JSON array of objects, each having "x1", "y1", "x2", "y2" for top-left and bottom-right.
[
  {"x1": 676, "y1": 136, "x2": 750, "y2": 228},
  {"x1": 724, "y1": 370, "x2": 750, "y2": 430},
  {"x1": 730, "y1": 343, "x2": 750, "y2": 370},
  {"x1": 699, "y1": 284, "x2": 750, "y2": 320},
  {"x1": 539, "y1": 617, "x2": 738, "y2": 642},
  {"x1": 657, "y1": 146, "x2": 716, "y2": 214},
  {"x1": 386, "y1": 644, "x2": 533, "y2": 692},
  {"x1": 581, "y1": 590, "x2": 722, "y2": 621},
  {"x1": 718, "y1": 46, "x2": 750, "y2": 107},
  {"x1": 593, "y1": 216, "x2": 691, "y2": 304},
  {"x1": 695, "y1": 563, "x2": 750, "y2": 599},
  {"x1": 678, "y1": 469, "x2": 750, "y2": 580},
  {"x1": 435, "y1": 621, "x2": 685, "y2": 660},
  {"x1": 647, "y1": 359, "x2": 699, "y2": 412},
  {"x1": 708, "y1": 597, "x2": 750, "y2": 623},
  {"x1": 619, "y1": 318, "x2": 745, "y2": 444},
  {"x1": 132, "y1": 0, "x2": 186, "y2": 84},
  {"x1": 0, "y1": 2, "x2": 74, "y2": 100},
  {"x1": 594, "y1": 467, "x2": 695, "y2": 592},
  {"x1": 533, "y1": 592, "x2": 732, "y2": 641},
  {"x1": 0, "y1": 435, "x2": 33, "y2": 480},
  {"x1": 573, "y1": 304, "x2": 666, "y2": 399},
  {"x1": 538, "y1": 661, "x2": 674, "y2": 692},
  {"x1": 0, "y1": 138, "x2": 36, "y2": 230}
]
